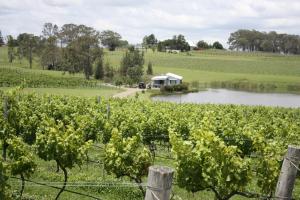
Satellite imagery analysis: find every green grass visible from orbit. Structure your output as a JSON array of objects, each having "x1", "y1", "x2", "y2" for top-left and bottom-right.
[{"x1": 106, "y1": 49, "x2": 300, "y2": 93}]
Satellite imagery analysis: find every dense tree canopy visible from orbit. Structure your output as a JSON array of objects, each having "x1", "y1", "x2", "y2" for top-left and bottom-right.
[
  {"x1": 228, "y1": 29, "x2": 300, "y2": 54},
  {"x1": 158, "y1": 34, "x2": 190, "y2": 52},
  {"x1": 100, "y1": 30, "x2": 122, "y2": 51}
]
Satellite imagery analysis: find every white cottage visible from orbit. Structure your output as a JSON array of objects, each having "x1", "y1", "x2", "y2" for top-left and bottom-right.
[{"x1": 151, "y1": 73, "x2": 183, "y2": 88}]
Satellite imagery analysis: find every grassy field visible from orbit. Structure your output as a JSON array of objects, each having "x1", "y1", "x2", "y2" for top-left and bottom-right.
[
  {"x1": 1, "y1": 46, "x2": 300, "y2": 95},
  {"x1": 0, "y1": 47, "x2": 122, "y2": 97},
  {"x1": 106, "y1": 49, "x2": 300, "y2": 93}
]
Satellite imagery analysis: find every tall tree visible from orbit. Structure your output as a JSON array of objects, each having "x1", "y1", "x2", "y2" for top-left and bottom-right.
[
  {"x1": 100, "y1": 30, "x2": 122, "y2": 51},
  {"x1": 157, "y1": 34, "x2": 190, "y2": 52},
  {"x1": 120, "y1": 46, "x2": 144, "y2": 82},
  {"x1": 17, "y1": 33, "x2": 40, "y2": 68},
  {"x1": 94, "y1": 57, "x2": 104, "y2": 80},
  {"x1": 212, "y1": 41, "x2": 224, "y2": 49},
  {"x1": 0, "y1": 31, "x2": 4, "y2": 46},
  {"x1": 6, "y1": 35, "x2": 17, "y2": 63},
  {"x1": 143, "y1": 34, "x2": 158, "y2": 51},
  {"x1": 146, "y1": 61, "x2": 153, "y2": 75},
  {"x1": 61, "y1": 25, "x2": 102, "y2": 79},
  {"x1": 42, "y1": 22, "x2": 59, "y2": 39},
  {"x1": 197, "y1": 40, "x2": 209, "y2": 49},
  {"x1": 40, "y1": 36, "x2": 61, "y2": 70}
]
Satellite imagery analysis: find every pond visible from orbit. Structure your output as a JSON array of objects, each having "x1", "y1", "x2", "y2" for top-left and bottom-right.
[{"x1": 152, "y1": 89, "x2": 300, "y2": 108}]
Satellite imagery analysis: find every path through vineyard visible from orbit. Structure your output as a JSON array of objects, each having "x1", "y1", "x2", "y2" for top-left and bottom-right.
[{"x1": 113, "y1": 87, "x2": 140, "y2": 98}]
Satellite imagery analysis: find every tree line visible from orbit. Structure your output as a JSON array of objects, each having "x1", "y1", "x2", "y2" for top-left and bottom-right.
[
  {"x1": 2, "y1": 23, "x2": 151, "y2": 82},
  {"x1": 228, "y1": 29, "x2": 300, "y2": 54}
]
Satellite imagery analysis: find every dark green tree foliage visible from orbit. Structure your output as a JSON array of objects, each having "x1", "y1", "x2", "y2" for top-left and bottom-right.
[
  {"x1": 6, "y1": 35, "x2": 17, "y2": 63},
  {"x1": 17, "y1": 33, "x2": 40, "y2": 68},
  {"x1": 157, "y1": 34, "x2": 190, "y2": 52},
  {"x1": 146, "y1": 61, "x2": 153, "y2": 75},
  {"x1": 0, "y1": 31, "x2": 4, "y2": 46},
  {"x1": 104, "y1": 62, "x2": 114, "y2": 79},
  {"x1": 213, "y1": 41, "x2": 224, "y2": 49},
  {"x1": 100, "y1": 30, "x2": 122, "y2": 51},
  {"x1": 41, "y1": 36, "x2": 61, "y2": 70},
  {"x1": 61, "y1": 25, "x2": 103, "y2": 79},
  {"x1": 120, "y1": 46, "x2": 144, "y2": 82},
  {"x1": 197, "y1": 40, "x2": 209, "y2": 49},
  {"x1": 228, "y1": 29, "x2": 300, "y2": 54},
  {"x1": 143, "y1": 34, "x2": 158, "y2": 51},
  {"x1": 94, "y1": 57, "x2": 104, "y2": 80}
]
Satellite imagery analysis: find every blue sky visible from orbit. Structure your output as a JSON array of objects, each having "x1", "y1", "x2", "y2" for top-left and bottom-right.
[{"x1": 1, "y1": 0, "x2": 300, "y2": 46}]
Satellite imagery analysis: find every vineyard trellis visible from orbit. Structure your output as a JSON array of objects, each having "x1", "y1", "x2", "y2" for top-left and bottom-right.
[{"x1": 1, "y1": 88, "x2": 300, "y2": 199}]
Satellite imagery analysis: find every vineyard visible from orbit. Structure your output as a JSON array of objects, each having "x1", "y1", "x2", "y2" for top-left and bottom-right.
[{"x1": 1, "y1": 88, "x2": 300, "y2": 199}]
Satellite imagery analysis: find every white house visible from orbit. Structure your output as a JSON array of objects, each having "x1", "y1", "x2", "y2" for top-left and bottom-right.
[{"x1": 151, "y1": 73, "x2": 183, "y2": 88}]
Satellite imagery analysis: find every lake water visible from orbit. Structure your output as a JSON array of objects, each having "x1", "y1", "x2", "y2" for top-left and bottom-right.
[{"x1": 152, "y1": 89, "x2": 300, "y2": 108}]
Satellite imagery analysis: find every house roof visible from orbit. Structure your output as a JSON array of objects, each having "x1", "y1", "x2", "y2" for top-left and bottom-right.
[
  {"x1": 151, "y1": 75, "x2": 168, "y2": 80},
  {"x1": 151, "y1": 73, "x2": 183, "y2": 81},
  {"x1": 166, "y1": 73, "x2": 183, "y2": 80}
]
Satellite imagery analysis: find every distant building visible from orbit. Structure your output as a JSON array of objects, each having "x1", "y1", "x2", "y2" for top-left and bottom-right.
[{"x1": 151, "y1": 73, "x2": 183, "y2": 88}]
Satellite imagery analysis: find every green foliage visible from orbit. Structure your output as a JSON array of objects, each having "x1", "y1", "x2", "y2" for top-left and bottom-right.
[
  {"x1": 197, "y1": 40, "x2": 209, "y2": 49},
  {"x1": 100, "y1": 30, "x2": 122, "y2": 51},
  {"x1": 146, "y1": 61, "x2": 153, "y2": 75},
  {"x1": 120, "y1": 47, "x2": 144, "y2": 82},
  {"x1": 105, "y1": 129, "x2": 152, "y2": 183},
  {"x1": 94, "y1": 57, "x2": 104, "y2": 80},
  {"x1": 213, "y1": 41, "x2": 224, "y2": 50},
  {"x1": 157, "y1": 34, "x2": 190, "y2": 52},
  {"x1": 170, "y1": 127, "x2": 251, "y2": 200},
  {"x1": 0, "y1": 159, "x2": 11, "y2": 200},
  {"x1": 160, "y1": 83, "x2": 189, "y2": 93},
  {"x1": 7, "y1": 137, "x2": 36, "y2": 177},
  {"x1": 36, "y1": 117, "x2": 91, "y2": 168}
]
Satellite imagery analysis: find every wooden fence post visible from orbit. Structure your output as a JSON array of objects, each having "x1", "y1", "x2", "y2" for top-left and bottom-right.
[
  {"x1": 275, "y1": 145, "x2": 300, "y2": 200},
  {"x1": 145, "y1": 166, "x2": 174, "y2": 200}
]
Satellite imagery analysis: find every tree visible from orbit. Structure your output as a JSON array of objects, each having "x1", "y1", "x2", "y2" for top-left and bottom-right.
[
  {"x1": 104, "y1": 62, "x2": 114, "y2": 80},
  {"x1": 0, "y1": 31, "x2": 4, "y2": 46},
  {"x1": 36, "y1": 117, "x2": 91, "y2": 200},
  {"x1": 94, "y1": 57, "x2": 104, "y2": 80},
  {"x1": 143, "y1": 34, "x2": 158, "y2": 51},
  {"x1": 17, "y1": 33, "x2": 40, "y2": 68},
  {"x1": 42, "y1": 22, "x2": 59, "y2": 39},
  {"x1": 7, "y1": 137, "x2": 36, "y2": 198},
  {"x1": 213, "y1": 41, "x2": 224, "y2": 49},
  {"x1": 41, "y1": 36, "x2": 61, "y2": 70},
  {"x1": 100, "y1": 30, "x2": 122, "y2": 51},
  {"x1": 157, "y1": 34, "x2": 190, "y2": 52},
  {"x1": 61, "y1": 25, "x2": 102, "y2": 79},
  {"x1": 197, "y1": 40, "x2": 209, "y2": 49},
  {"x1": 146, "y1": 61, "x2": 153, "y2": 75},
  {"x1": 6, "y1": 35, "x2": 17, "y2": 63},
  {"x1": 120, "y1": 46, "x2": 144, "y2": 82},
  {"x1": 105, "y1": 129, "x2": 152, "y2": 195}
]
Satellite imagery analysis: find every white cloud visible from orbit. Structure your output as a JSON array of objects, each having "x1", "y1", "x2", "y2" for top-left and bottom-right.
[{"x1": 1, "y1": 0, "x2": 300, "y2": 46}]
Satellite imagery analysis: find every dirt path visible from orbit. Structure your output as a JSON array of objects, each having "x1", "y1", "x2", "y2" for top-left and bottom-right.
[{"x1": 113, "y1": 87, "x2": 140, "y2": 98}]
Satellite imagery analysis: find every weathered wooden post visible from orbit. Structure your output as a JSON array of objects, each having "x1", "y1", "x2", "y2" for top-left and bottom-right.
[
  {"x1": 275, "y1": 145, "x2": 300, "y2": 200},
  {"x1": 145, "y1": 166, "x2": 174, "y2": 200},
  {"x1": 106, "y1": 103, "x2": 110, "y2": 119}
]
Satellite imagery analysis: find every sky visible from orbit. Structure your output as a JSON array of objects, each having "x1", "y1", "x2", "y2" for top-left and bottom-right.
[{"x1": 1, "y1": 0, "x2": 300, "y2": 47}]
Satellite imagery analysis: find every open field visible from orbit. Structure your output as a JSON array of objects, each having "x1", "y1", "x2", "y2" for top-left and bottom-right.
[{"x1": 106, "y1": 49, "x2": 300, "y2": 93}]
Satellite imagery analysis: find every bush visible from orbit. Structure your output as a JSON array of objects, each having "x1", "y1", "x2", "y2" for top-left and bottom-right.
[{"x1": 160, "y1": 83, "x2": 189, "y2": 93}]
